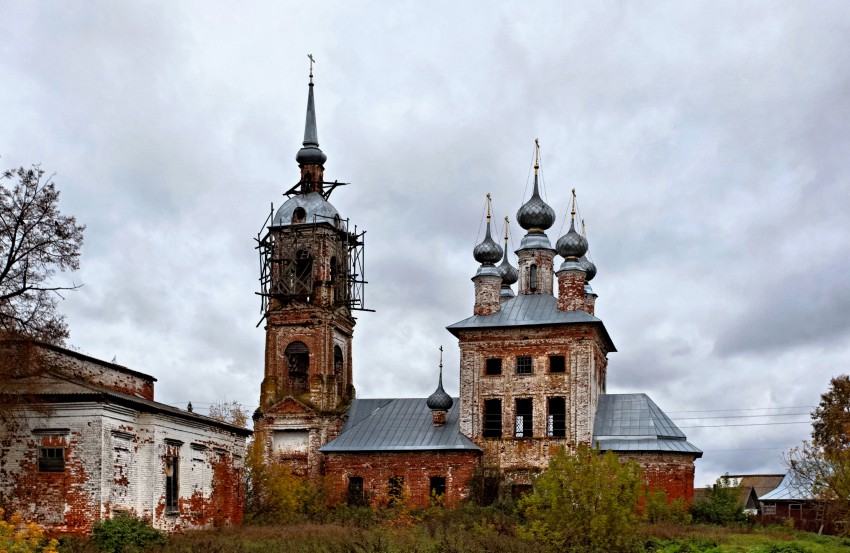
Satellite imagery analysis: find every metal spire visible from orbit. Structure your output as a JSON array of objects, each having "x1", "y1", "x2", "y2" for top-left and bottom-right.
[{"x1": 303, "y1": 55, "x2": 319, "y2": 148}]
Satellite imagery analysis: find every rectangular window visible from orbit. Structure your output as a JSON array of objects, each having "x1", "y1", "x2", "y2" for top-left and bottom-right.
[
  {"x1": 38, "y1": 447, "x2": 65, "y2": 473},
  {"x1": 347, "y1": 476, "x2": 365, "y2": 506},
  {"x1": 388, "y1": 476, "x2": 404, "y2": 506},
  {"x1": 762, "y1": 504, "x2": 776, "y2": 515},
  {"x1": 515, "y1": 398, "x2": 533, "y2": 438},
  {"x1": 549, "y1": 355, "x2": 565, "y2": 373},
  {"x1": 165, "y1": 455, "x2": 179, "y2": 512},
  {"x1": 485, "y1": 358, "x2": 502, "y2": 375},
  {"x1": 483, "y1": 399, "x2": 502, "y2": 438},
  {"x1": 429, "y1": 476, "x2": 446, "y2": 502},
  {"x1": 516, "y1": 356, "x2": 532, "y2": 375},
  {"x1": 547, "y1": 397, "x2": 566, "y2": 437}
]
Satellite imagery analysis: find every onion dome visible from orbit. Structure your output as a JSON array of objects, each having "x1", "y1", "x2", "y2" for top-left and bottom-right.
[
  {"x1": 426, "y1": 350, "x2": 453, "y2": 411},
  {"x1": 556, "y1": 220, "x2": 588, "y2": 259},
  {"x1": 473, "y1": 195, "x2": 504, "y2": 265},
  {"x1": 273, "y1": 192, "x2": 339, "y2": 227},
  {"x1": 295, "y1": 69, "x2": 327, "y2": 166},
  {"x1": 579, "y1": 255, "x2": 597, "y2": 282},
  {"x1": 517, "y1": 173, "x2": 556, "y2": 232},
  {"x1": 497, "y1": 217, "x2": 518, "y2": 285}
]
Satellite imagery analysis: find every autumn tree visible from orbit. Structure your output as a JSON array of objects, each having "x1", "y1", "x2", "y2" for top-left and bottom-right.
[
  {"x1": 0, "y1": 165, "x2": 85, "y2": 344},
  {"x1": 208, "y1": 399, "x2": 249, "y2": 428},
  {"x1": 811, "y1": 375, "x2": 850, "y2": 452}
]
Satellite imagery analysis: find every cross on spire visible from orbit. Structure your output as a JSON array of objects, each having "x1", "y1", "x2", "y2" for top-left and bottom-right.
[{"x1": 308, "y1": 54, "x2": 315, "y2": 84}]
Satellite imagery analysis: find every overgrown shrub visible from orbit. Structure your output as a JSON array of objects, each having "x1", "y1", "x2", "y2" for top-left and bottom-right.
[
  {"x1": 690, "y1": 475, "x2": 747, "y2": 525},
  {"x1": 518, "y1": 444, "x2": 644, "y2": 552},
  {"x1": 757, "y1": 543, "x2": 812, "y2": 553},
  {"x1": 644, "y1": 490, "x2": 692, "y2": 524},
  {"x1": 90, "y1": 515, "x2": 165, "y2": 553},
  {"x1": 0, "y1": 508, "x2": 59, "y2": 553}
]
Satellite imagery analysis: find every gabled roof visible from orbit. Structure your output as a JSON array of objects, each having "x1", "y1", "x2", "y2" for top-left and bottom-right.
[
  {"x1": 593, "y1": 393, "x2": 702, "y2": 457},
  {"x1": 759, "y1": 472, "x2": 815, "y2": 501},
  {"x1": 727, "y1": 474, "x2": 786, "y2": 498},
  {"x1": 446, "y1": 293, "x2": 616, "y2": 351},
  {"x1": 319, "y1": 398, "x2": 480, "y2": 453}
]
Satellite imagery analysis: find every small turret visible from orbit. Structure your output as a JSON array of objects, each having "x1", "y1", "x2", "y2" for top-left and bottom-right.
[
  {"x1": 426, "y1": 347, "x2": 453, "y2": 427},
  {"x1": 497, "y1": 216, "x2": 518, "y2": 301},
  {"x1": 472, "y1": 194, "x2": 503, "y2": 315},
  {"x1": 516, "y1": 140, "x2": 557, "y2": 295}
]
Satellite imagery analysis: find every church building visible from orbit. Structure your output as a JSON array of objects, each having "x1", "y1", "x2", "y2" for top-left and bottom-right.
[{"x1": 253, "y1": 70, "x2": 701, "y2": 509}]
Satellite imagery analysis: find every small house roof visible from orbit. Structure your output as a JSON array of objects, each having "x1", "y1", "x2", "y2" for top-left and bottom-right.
[{"x1": 759, "y1": 472, "x2": 815, "y2": 501}]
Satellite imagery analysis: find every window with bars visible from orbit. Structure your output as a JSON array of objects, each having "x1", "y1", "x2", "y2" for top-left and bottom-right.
[
  {"x1": 38, "y1": 447, "x2": 65, "y2": 473},
  {"x1": 516, "y1": 356, "x2": 532, "y2": 375},
  {"x1": 483, "y1": 399, "x2": 502, "y2": 438},
  {"x1": 549, "y1": 355, "x2": 565, "y2": 373},
  {"x1": 515, "y1": 398, "x2": 533, "y2": 438},
  {"x1": 485, "y1": 358, "x2": 502, "y2": 375},
  {"x1": 547, "y1": 397, "x2": 566, "y2": 437}
]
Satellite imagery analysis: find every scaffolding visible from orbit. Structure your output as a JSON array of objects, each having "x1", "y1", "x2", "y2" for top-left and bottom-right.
[{"x1": 255, "y1": 183, "x2": 371, "y2": 323}]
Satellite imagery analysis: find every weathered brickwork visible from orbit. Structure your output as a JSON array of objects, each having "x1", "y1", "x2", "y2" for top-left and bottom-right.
[
  {"x1": 324, "y1": 451, "x2": 480, "y2": 508},
  {"x1": 517, "y1": 249, "x2": 555, "y2": 295},
  {"x1": 619, "y1": 452, "x2": 696, "y2": 504},
  {"x1": 473, "y1": 275, "x2": 501, "y2": 316},
  {"x1": 556, "y1": 270, "x2": 587, "y2": 312}
]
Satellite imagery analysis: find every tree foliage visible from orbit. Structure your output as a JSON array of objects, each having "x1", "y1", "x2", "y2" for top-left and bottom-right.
[
  {"x1": 208, "y1": 399, "x2": 249, "y2": 428},
  {"x1": 0, "y1": 166, "x2": 85, "y2": 344},
  {"x1": 0, "y1": 508, "x2": 59, "y2": 553},
  {"x1": 690, "y1": 475, "x2": 747, "y2": 525},
  {"x1": 811, "y1": 375, "x2": 850, "y2": 452},
  {"x1": 518, "y1": 444, "x2": 644, "y2": 552}
]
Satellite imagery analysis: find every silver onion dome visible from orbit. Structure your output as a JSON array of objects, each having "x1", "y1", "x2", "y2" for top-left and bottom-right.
[
  {"x1": 497, "y1": 250, "x2": 518, "y2": 286},
  {"x1": 517, "y1": 174, "x2": 556, "y2": 231},
  {"x1": 473, "y1": 220, "x2": 504, "y2": 265},
  {"x1": 426, "y1": 373, "x2": 453, "y2": 411},
  {"x1": 579, "y1": 255, "x2": 597, "y2": 281},
  {"x1": 556, "y1": 220, "x2": 588, "y2": 259}
]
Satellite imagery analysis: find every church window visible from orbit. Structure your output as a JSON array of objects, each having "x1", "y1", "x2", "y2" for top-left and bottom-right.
[
  {"x1": 429, "y1": 476, "x2": 446, "y2": 503},
  {"x1": 38, "y1": 447, "x2": 64, "y2": 473},
  {"x1": 347, "y1": 476, "x2": 365, "y2": 506},
  {"x1": 515, "y1": 398, "x2": 533, "y2": 438},
  {"x1": 530, "y1": 264, "x2": 538, "y2": 291},
  {"x1": 165, "y1": 454, "x2": 179, "y2": 512},
  {"x1": 549, "y1": 355, "x2": 565, "y2": 373},
  {"x1": 483, "y1": 399, "x2": 502, "y2": 438},
  {"x1": 285, "y1": 341, "x2": 310, "y2": 394},
  {"x1": 547, "y1": 397, "x2": 566, "y2": 437},
  {"x1": 516, "y1": 356, "x2": 532, "y2": 375},
  {"x1": 294, "y1": 249, "x2": 313, "y2": 296},
  {"x1": 388, "y1": 476, "x2": 404, "y2": 506},
  {"x1": 292, "y1": 207, "x2": 307, "y2": 224},
  {"x1": 334, "y1": 345, "x2": 345, "y2": 397},
  {"x1": 330, "y1": 256, "x2": 338, "y2": 283},
  {"x1": 485, "y1": 358, "x2": 502, "y2": 375}
]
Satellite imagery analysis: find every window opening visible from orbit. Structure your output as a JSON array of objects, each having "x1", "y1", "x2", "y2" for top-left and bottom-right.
[
  {"x1": 547, "y1": 397, "x2": 566, "y2": 437},
  {"x1": 516, "y1": 356, "x2": 532, "y2": 375},
  {"x1": 347, "y1": 476, "x2": 365, "y2": 506},
  {"x1": 292, "y1": 207, "x2": 307, "y2": 224},
  {"x1": 485, "y1": 358, "x2": 502, "y2": 375},
  {"x1": 549, "y1": 355, "x2": 565, "y2": 373},
  {"x1": 165, "y1": 455, "x2": 179, "y2": 512},
  {"x1": 285, "y1": 341, "x2": 310, "y2": 394},
  {"x1": 515, "y1": 398, "x2": 533, "y2": 438},
  {"x1": 294, "y1": 249, "x2": 313, "y2": 296},
  {"x1": 334, "y1": 345, "x2": 345, "y2": 398},
  {"x1": 429, "y1": 476, "x2": 446, "y2": 503},
  {"x1": 483, "y1": 399, "x2": 502, "y2": 438},
  {"x1": 38, "y1": 447, "x2": 64, "y2": 473},
  {"x1": 530, "y1": 264, "x2": 538, "y2": 291},
  {"x1": 388, "y1": 476, "x2": 404, "y2": 506}
]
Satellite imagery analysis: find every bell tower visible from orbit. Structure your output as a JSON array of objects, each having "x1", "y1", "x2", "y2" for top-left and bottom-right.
[{"x1": 254, "y1": 61, "x2": 369, "y2": 475}]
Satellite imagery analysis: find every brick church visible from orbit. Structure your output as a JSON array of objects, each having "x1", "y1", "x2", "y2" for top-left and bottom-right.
[{"x1": 252, "y1": 70, "x2": 701, "y2": 508}]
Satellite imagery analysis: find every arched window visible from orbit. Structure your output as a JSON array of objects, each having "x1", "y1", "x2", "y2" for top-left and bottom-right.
[
  {"x1": 334, "y1": 345, "x2": 344, "y2": 398},
  {"x1": 529, "y1": 264, "x2": 538, "y2": 292},
  {"x1": 285, "y1": 341, "x2": 309, "y2": 394},
  {"x1": 294, "y1": 250, "x2": 313, "y2": 296},
  {"x1": 292, "y1": 207, "x2": 307, "y2": 224}
]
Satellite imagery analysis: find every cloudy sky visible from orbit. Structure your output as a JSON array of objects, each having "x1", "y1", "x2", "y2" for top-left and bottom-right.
[{"x1": 3, "y1": 1, "x2": 849, "y2": 486}]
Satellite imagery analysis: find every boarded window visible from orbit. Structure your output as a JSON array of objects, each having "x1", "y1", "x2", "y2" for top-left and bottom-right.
[
  {"x1": 38, "y1": 447, "x2": 64, "y2": 473},
  {"x1": 485, "y1": 358, "x2": 502, "y2": 375},
  {"x1": 273, "y1": 429, "x2": 310, "y2": 453},
  {"x1": 483, "y1": 399, "x2": 502, "y2": 438},
  {"x1": 429, "y1": 476, "x2": 446, "y2": 502},
  {"x1": 347, "y1": 476, "x2": 365, "y2": 506},
  {"x1": 165, "y1": 455, "x2": 179, "y2": 512},
  {"x1": 388, "y1": 476, "x2": 404, "y2": 506},
  {"x1": 515, "y1": 398, "x2": 533, "y2": 438},
  {"x1": 285, "y1": 341, "x2": 310, "y2": 394},
  {"x1": 516, "y1": 356, "x2": 532, "y2": 375},
  {"x1": 547, "y1": 397, "x2": 566, "y2": 437},
  {"x1": 549, "y1": 355, "x2": 565, "y2": 373}
]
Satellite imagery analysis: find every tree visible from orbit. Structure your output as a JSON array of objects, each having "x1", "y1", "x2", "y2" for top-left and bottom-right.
[
  {"x1": 208, "y1": 399, "x2": 249, "y2": 427},
  {"x1": 811, "y1": 375, "x2": 850, "y2": 452},
  {"x1": 518, "y1": 444, "x2": 644, "y2": 552},
  {"x1": 0, "y1": 165, "x2": 85, "y2": 344},
  {"x1": 690, "y1": 474, "x2": 747, "y2": 525}
]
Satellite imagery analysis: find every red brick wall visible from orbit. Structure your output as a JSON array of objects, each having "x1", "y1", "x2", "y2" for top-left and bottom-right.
[
  {"x1": 324, "y1": 451, "x2": 480, "y2": 508},
  {"x1": 618, "y1": 452, "x2": 696, "y2": 503}
]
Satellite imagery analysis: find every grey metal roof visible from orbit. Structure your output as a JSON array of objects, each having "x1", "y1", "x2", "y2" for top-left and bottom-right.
[
  {"x1": 319, "y1": 398, "x2": 481, "y2": 453},
  {"x1": 759, "y1": 472, "x2": 814, "y2": 501},
  {"x1": 272, "y1": 192, "x2": 339, "y2": 227},
  {"x1": 593, "y1": 394, "x2": 702, "y2": 457},
  {"x1": 446, "y1": 293, "x2": 616, "y2": 351}
]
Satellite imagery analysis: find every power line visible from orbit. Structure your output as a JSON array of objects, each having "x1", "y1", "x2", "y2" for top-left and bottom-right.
[
  {"x1": 678, "y1": 420, "x2": 811, "y2": 428},
  {"x1": 667, "y1": 405, "x2": 815, "y2": 414},
  {"x1": 672, "y1": 412, "x2": 810, "y2": 421}
]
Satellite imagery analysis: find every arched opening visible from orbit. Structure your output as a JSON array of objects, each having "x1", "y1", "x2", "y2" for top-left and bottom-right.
[
  {"x1": 529, "y1": 264, "x2": 538, "y2": 292},
  {"x1": 334, "y1": 345, "x2": 345, "y2": 398},
  {"x1": 285, "y1": 341, "x2": 309, "y2": 394},
  {"x1": 292, "y1": 207, "x2": 307, "y2": 224},
  {"x1": 294, "y1": 249, "x2": 313, "y2": 297}
]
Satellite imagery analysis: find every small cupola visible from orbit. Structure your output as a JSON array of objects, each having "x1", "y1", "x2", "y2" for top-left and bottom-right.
[
  {"x1": 471, "y1": 195, "x2": 504, "y2": 316},
  {"x1": 516, "y1": 140, "x2": 556, "y2": 243},
  {"x1": 473, "y1": 194, "x2": 504, "y2": 269},
  {"x1": 426, "y1": 347, "x2": 454, "y2": 427},
  {"x1": 497, "y1": 216, "x2": 518, "y2": 300}
]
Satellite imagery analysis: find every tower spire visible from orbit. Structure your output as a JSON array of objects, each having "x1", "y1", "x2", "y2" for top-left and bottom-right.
[
  {"x1": 570, "y1": 188, "x2": 577, "y2": 222},
  {"x1": 296, "y1": 54, "x2": 327, "y2": 191}
]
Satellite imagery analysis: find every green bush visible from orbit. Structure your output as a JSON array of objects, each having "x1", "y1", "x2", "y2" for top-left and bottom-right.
[
  {"x1": 90, "y1": 515, "x2": 165, "y2": 553},
  {"x1": 690, "y1": 475, "x2": 747, "y2": 526},
  {"x1": 757, "y1": 543, "x2": 812, "y2": 553}
]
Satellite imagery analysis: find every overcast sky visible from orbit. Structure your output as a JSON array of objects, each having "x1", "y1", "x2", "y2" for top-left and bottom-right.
[{"x1": 3, "y1": 1, "x2": 850, "y2": 487}]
